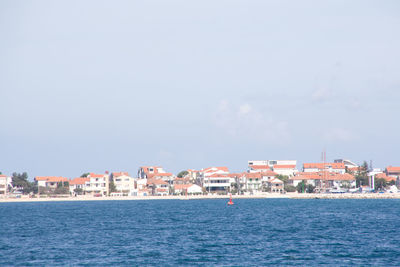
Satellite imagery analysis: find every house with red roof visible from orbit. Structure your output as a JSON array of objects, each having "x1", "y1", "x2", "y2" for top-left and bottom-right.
[
  {"x1": 243, "y1": 172, "x2": 263, "y2": 192},
  {"x1": 147, "y1": 178, "x2": 169, "y2": 196},
  {"x1": 138, "y1": 166, "x2": 174, "y2": 183},
  {"x1": 111, "y1": 172, "x2": 136, "y2": 196},
  {"x1": 35, "y1": 176, "x2": 69, "y2": 188},
  {"x1": 248, "y1": 160, "x2": 298, "y2": 177},
  {"x1": 248, "y1": 165, "x2": 271, "y2": 173},
  {"x1": 303, "y1": 162, "x2": 346, "y2": 174},
  {"x1": 69, "y1": 177, "x2": 90, "y2": 195},
  {"x1": 203, "y1": 173, "x2": 231, "y2": 193},
  {"x1": 267, "y1": 177, "x2": 284, "y2": 193},
  {"x1": 290, "y1": 172, "x2": 355, "y2": 192},
  {"x1": 386, "y1": 166, "x2": 400, "y2": 178},
  {"x1": 375, "y1": 173, "x2": 396, "y2": 183},
  {"x1": 85, "y1": 173, "x2": 109, "y2": 196},
  {"x1": 173, "y1": 184, "x2": 202, "y2": 195}
]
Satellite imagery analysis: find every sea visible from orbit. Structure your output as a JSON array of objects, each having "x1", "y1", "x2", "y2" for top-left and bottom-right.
[{"x1": 1, "y1": 199, "x2": 400, "y2": 266}]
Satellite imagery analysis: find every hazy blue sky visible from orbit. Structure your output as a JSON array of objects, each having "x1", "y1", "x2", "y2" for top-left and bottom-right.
[{"x1": 1, "y1": 0, "x2": 399, "y2": 179}]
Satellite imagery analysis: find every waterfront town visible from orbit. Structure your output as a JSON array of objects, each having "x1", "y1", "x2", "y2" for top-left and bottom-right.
[{"x1": 1, "y1": 159, "x2": 400, "y2": 199}]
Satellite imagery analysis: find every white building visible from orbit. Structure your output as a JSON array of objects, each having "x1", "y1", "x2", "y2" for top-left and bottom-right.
[
  {"x1": 248, "y1": 160, "x2": 297, "y2": 177},
  {"x1": 203, "y1": 174, "x2": 231, "y2": 193},
  {"x1": 85, "y1": 173, "x2": 109, "y2": 196},
  {"x1": 174, "y1": 184, "x2": 203, "y2": 195},
  {"x1": 303, "y1": 163, "x2": 346, "y2": 174},
  {"x1": 69, "y1": 177, "x2": 89, "y2": 195},
  {"x1": 334, "y1": 159, "x2": 358, "y2": 168},
  {"x1": 0, "y1": 175, "x2": 12, "y2": 196},
  {"x1": 248, "y1": 160, "x2": 296, "y2": 167},
  {"x1": 112, "y1": 172, "x2": 137, "y2": 196}
]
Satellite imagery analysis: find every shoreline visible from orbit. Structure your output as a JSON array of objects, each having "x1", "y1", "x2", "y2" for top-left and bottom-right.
[{"x1": 1, "y1": 193, "x2": 400, "y2": 203}]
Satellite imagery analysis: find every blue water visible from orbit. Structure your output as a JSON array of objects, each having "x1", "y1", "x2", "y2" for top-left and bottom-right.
[{"x1": 1, "y1": 199, "x2": 400, "y2": 266}]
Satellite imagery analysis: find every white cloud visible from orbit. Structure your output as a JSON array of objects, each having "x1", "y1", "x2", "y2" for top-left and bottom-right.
[{"x1": 214, "y1": 100, "x2": 291, "y2": 144}]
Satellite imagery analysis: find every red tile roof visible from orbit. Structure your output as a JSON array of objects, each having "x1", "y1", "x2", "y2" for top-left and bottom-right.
[
  {"x1": 70, "y1": 177, "x2": 90, "y2": 185},
  {"x1": 112, "y1": 172, "x2": 130, "y2": 177},
  {"x1": 292, "y1": 172, "x2": 354, "y2": 181},
  {"x1": 376, "y1": 173, "x2": 396, "y2": 182},
  {"x1": 245, "y1": 173, "x2": 262, "y2": 179},
  {"x1": 35, "y1": 176, "x2": 68, "y2": 182},
  {"x1": 174, "y1": 184, "x2": 193, "y2": 190},
  {"x1": 89, "y1": 173, "x2": 106, "y2": 178},
  {"x1": 147, "y1": 179, "x2": 168, "y2": 185},
  {"x1": 261, "y1": 171, "x2": 278, "y2": 177},
  {"x1": 386, "y1": 166, "x2": 400, "y2": 173},
  {"x1": 202, "y1": 167, "x2": 229, "y2": 173},
  {"x1": 153, "y1": 173, "x2": 173, "y2": 177},
  {"x1": 303, "y1": 163, "x2": 345, "y2": 169},
  {"x1": 273, "y1": 165, "x2": 296, "y2": 169}
]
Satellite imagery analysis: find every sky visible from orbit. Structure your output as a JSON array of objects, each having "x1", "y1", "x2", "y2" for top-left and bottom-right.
[{"x1": 1, "y1": 0, "x2": 399, "y2": 179}]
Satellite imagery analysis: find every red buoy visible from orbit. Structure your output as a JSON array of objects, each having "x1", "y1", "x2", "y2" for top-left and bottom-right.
[{"x1": 227, "y1": 194, "x2": 234, "y2": 205}]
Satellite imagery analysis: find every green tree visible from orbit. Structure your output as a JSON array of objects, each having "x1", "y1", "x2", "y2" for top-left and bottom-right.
[
  {"x1": 284, "y1": 185, "x2": 296, "y2": 192},
  {"x1": 355, "y1": 161, "x2": 369, "y2": 187},
  {"x1": 276, "y1": 174, "x2": 289, "y2": 185},
  {"x1": 74, "y1": 188, "x2": 83, "y2": 195},
  {"x1": 306, "y1": 184, "x2": 315, "y2": 193},
  {"x1": 80, "y1": 173, "x2": 90, "y2": 178},
  {"x1": 177, "y1": 171, "x2": 188, "y2": 178},
  {"x1": 374, "y1": 178, "x2": 388, "y2": 191},
  {"x1": 296, "y1": 180, "x2": 306, "y2": 193},
  {"x1": 54, "y1": 186, "x2": 69, "y2": 194},
  {"x1": 109, "y1": 180, "x2": 117, "y2": 194},
  {"x1": 11, "y1": 172, "x2": 36, "y2": 194}
]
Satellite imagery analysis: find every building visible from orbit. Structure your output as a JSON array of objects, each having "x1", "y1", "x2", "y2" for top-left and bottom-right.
[
  {"x1": 147, "y1": 178, "x2": 169, "y2": 196},
  {"x1": 186, "y1": 169, "x2": 201, "y2": 182},
  {"x1": 0, "y1": 174, "x2": 12, "y2": 196},
  {"x1": 111, "y1": 172, "x2": 136, "y2": 196},
  {"x1": 334, "y1": 159, "x2": 358, "y2": 168},
  {"x1": 248, "y1": 165, "x2": 271, "y2": 173},
  {"x1": 174, "y1": 184, "x2": 203, "y2": 195},
  {"x1": 69, "y1": 177, "x2": 89, "y2": 195},
  {"x1": 138, "y1": 166, "x2": 174, "y2": 183},
  {"x1": 203, "y1": 174, "x2": 231, "y2": 193},
  {"x1": 35, "y1": 176, "x2": 69, "y2": 192},
  {"x1": 201, "y1": 167, "x2": 229, "y2": 177},
  {"x1": 136, "y1": 179, "x2": 149, "y2": 196},
  {"x1": 248, "y1": 160, "x2": 297, "y2": 177},
  {"x1": 243, "y1": 172, "x2": 262, "y2": 192},
  {"x1": 290, "y1": 172, "x2": 355, "y2": 192},
  {"x1": 85, "y1": 173, "x2": 109, "y2": 196},
  {"x1": 375, "y1": 173, "x2": 396, "y2": 183},
  {"x1": 174, "y1": 177, "x2": 191, "y2": 185},
  {"x1": 248, "y1": 160, "x2": 296, "y2": 167},
  {"x1": 267, "y1": 177, "x2": 284, "y2": 193},
  {"x1": 386, "y1": 166, "x2": 400, "y2": 178},
  {"x1": 303, "y1": 163, "x2": 346, "y2": 174},
  {"x1": 272, "y1": 164, "x2": 298, "y2": 177}
]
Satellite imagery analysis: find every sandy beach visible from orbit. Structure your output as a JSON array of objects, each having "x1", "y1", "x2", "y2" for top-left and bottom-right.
[{"x1": 1, "y1": 192, "x2": 400, "y2": 203}]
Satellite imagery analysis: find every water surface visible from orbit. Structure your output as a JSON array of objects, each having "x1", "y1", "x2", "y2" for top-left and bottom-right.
[{"x1": 1, "y1": 199, "x2": 399, "y2": 266}]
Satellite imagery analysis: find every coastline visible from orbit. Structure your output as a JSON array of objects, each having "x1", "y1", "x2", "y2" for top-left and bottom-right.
[{"x1": 1, "y1": 192, "x2": 400, "y2": 203}]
